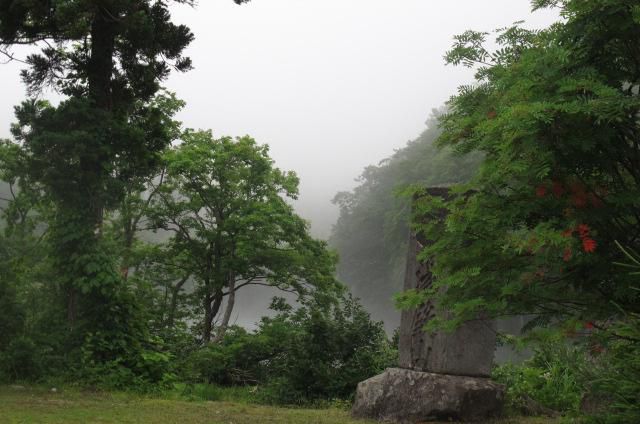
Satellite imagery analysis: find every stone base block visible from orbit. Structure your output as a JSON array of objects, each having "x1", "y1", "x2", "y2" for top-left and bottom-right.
[{"x1": 351, "y1": 368, "x2": 504, "y2": 423}]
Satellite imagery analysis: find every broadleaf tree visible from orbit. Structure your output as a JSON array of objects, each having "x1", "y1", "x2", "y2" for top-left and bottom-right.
[
  {"x1": 400, "y1": 0, "x2": 640, "y2": 332},
  {"x1": 149, "y1": 130, "x2": 343, "y2": 343},
  {"x1": 0, "y1": 0, "x2": 250, "y2": 380}
]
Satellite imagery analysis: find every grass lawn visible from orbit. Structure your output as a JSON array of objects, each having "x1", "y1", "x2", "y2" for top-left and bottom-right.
[
  {"x1": 0, "y1": 385, "x2": 563, "y2": 424},
  {"x1": 0, "y1": 385, "x2": 366, "y2": 424}
]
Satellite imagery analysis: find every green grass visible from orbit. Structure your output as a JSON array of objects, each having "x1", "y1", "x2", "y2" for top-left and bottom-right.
[
  {"x1": 0, "y1": 385, "x2": 566, "y2": 424},
  {"x1": 0, "y1": 385, "x2": 370, "y2": 424}
]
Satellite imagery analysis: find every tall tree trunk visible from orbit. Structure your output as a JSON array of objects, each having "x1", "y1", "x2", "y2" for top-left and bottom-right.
[
  {"x1": 64, "y1": 7, "x2": 117, "y2": 326},
  {"x1": 88, "y1": 8, "x2": 115, "y2": 111},
  {"x1": 87, "y1": 5, "x2": 116, "y2": 228},
  {"x1": 202, "y1": 289, "x2": 223, "y2": 343},
  {"x1": 213, "y1": 275, "x2": 236, "y2": 344},
  {"x1": 86, "y1": 6, "x2": 116, "y2": 233},
  {"x1": 120, "y1": 215, "x2": 134, "y2": 279},
  {"x1": 166, "y1": 275, "x2": 189, "y2": 330}
]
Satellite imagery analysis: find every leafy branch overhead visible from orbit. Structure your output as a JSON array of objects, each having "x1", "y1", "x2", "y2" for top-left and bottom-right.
[
  {"x1": 147, "y1": 130, "x2": 343, "y2": 343},
  {"x1": 406, "y1": 0, "x2": 640, "y2": 330},
  {"x1": 0, "y1": 0, "x2": 260, "y2": 385}
]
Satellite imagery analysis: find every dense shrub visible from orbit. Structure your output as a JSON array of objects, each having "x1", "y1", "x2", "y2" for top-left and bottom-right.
[
  {"x1": 586, "y1": 318, "x2": 640, "y2": 424},
  {"x1": 0, "y1": 281, "x2": 23, "y2": 347},
  {"x1": 493, "y1": 335, "x2": 586, "y2": 415},
  {"x1": 0, "y1": 336, "x2": 43, "y2": 382},
  {"x1": 186, "y1": 296, "x2": 397, "y2": 404},
  {"x1": 184, "y1": 326, "x2": 271, "y2": 386},
  {"x1": 494, "y1": 323, "x2": 640, "y2": 424},
  {"x1": 79, "y1": 329, "x2": 175, "y2": 392}
]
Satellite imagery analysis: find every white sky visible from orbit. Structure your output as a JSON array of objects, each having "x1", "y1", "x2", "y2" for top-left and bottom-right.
[{"x1": 0, "y1": 0, "x2": 559, "y2": 238}]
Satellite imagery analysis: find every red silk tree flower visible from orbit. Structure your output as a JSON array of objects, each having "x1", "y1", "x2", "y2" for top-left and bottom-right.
[
  {"x1": 577, "y1": 224, "x2": 597, "y2": 253},
  {"x1": 582, "y1": 238, "x2": 597, "y2": 253},
  {"x1": 577, "y1": 223, "x2": 590, "y2": 238}
]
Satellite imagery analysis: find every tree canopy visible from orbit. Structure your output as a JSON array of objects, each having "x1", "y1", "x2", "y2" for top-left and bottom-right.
[
  {"x1": 329, "y1": 111, "x2": 482, "y2": 329},
  {"x1": 148, "y1": 130, "x2": 343, "y2": 343},
  {"x1": 399, "y1": 0, "x2": 640, "y2": 330},
  {"x1": 0, "y1": 0, "x2": 252, "y2": 383}
]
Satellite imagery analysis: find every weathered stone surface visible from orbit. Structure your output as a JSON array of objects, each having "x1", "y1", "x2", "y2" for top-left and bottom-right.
[
  {"x1": 397, "y1": 192, "x2": 533, "y2": 367},
  {"x1": 398, "y1": 217, "x2": 496, "y2": 377},
  {"x1": 351, "y1": 368, "x2": 505, "y2": 423},
  {"x1": 355, "y1": 188, "x2": 503, "y2": 422}
]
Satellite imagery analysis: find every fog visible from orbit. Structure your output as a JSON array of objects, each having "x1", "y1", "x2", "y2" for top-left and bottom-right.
[
  {"x1": 0, "y1": 0, "x2": 558, "y2": 239},
  {"x1": 0, "y1": 1, "x2": 559, "y2": 331}
]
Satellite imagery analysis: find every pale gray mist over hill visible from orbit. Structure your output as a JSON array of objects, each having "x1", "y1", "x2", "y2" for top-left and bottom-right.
[
  {"x1": 0, "y1": 1, "x2": 558, "y2": 329},
  {"x1": 1, "y1": 0, "x2": 558, "y2": 238}
]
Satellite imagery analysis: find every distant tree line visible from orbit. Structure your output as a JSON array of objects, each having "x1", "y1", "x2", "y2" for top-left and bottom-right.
[
  {"x1": 329, "y1": 110, "x2": 482, "y2": 329},
  {"x1": 0, "y1": 0, "x2": 392, "y2": 400},
  {"x1": 1, "y1": 0, "x2": 639, "y2": 419},
  {"x1": 333, "y1": 1, "x2": 640, "y2": 420}
]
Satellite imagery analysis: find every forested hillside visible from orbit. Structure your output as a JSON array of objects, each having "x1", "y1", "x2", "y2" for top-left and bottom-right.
[
  {"x1": 1, "y1": 1, "x2": 639, "y2": 422},
  {"x1": 329, "y1": 111, "x2": 482, "y2": 330},
  {"x1": 0, "y1": 0, "x2": 393, "y2": 404}
]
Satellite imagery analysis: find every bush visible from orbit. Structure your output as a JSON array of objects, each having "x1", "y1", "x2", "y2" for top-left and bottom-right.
[
  {"x1": 0, "y1": 276, "x2": 30, "y2": 382},
  {"x1": 185, "y1": 295, "x2": 397, "y2": 405},
  {"x1": 182, "y1": 383, "x2": 225, "y2": 401},
  {"x1": 184, "y1": 327, "x2": 270, "y2": 386},
  {"x1": 0, "y1": 336, "x2": 43, "y2": 382},
  {"x1": 586, "y1": 318, "x2": 640, "y2": 424},
  {"x1": 494, "y1": 318, "x2": 640, "y2": 424},
  {"x1": 493, "y1": 335, "x2": 586, "y2": 415},
  {"x1": 0, "y1": 279, "x2": 24, "y2": 351},
  {"x1": 79, "y1": 329, "x2": 175, "y2": 392}
]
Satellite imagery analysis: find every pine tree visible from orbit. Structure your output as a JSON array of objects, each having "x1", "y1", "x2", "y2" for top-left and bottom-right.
[{"x1": 0, "y1": 0, "x2": 249, "y2": 381}]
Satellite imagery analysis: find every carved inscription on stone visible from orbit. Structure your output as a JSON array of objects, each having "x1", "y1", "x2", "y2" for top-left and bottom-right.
[{"x1": 398, "y1": 188, "x2": 496, "y2": 378}]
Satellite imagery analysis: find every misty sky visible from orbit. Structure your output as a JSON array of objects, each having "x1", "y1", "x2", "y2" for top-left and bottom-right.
[{"x1": 0, "y1": 0, "x2": 559, "y2": 238}]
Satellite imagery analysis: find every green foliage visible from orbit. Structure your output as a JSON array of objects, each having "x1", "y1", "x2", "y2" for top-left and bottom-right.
[
  {"x1": 256, "y1": 298, "x2": 395, "y2": 405},
  {"x1": 329, "y1": 111, "x2": 482, "y2": 325},
  {"x1": 407, "y1": 3, "x2": 640, "y2": 422},
  {"x1": 0, "y1": 385, "x2": 373, "y2": 424},
  {"x1": 178, "y1": 383, "x2": 257, "y2": 403},
  {"x1": 583, "y1": 244, "x2": 640, "y2": 423},
  {"x1": 0, "y1": 0, "x2": 194, "y2": 101},
  {"x1": 0, "y1": 336, "x2": 42, "y2": 383},
  {"x1": 0, "y1": 276, "x2": 24, "y2": 355},
  {"x1": 0, "y1": 143, "x2": 58, "y2": 383},
  {"x1": 184, "y1": 326, "x2": 267, "y2": 386},
  {"x1": 410, "y1": 0, "x2": 640, "y2": 329},
  {"x1": 148, "y1": 130, "x2": 343, "y2": 343},
  {"x1": 1, "y1": 115, "x2": 343, "y2": 392},
  {"x1": 493, "y1": 336, "x2": 585, "y2": 415},
  {"x1": 79, "y1": 340, "x2": 174, "y2": 392},
  {"x1": 494, "y1": 317, "x2": 640, "y2": 423},
  {"x1": 78, "y1": 315, "x2": 175, "y2": 391},
  {"x1": 0, "y1": 0, "x2": 373, "y2": 399},
  {"x1": 0, "y1": 0, "x2": 239, "y2": 387},
  {"x1": 587, "y1": 318, "x2": 640, "y2": 424},
  {"x1": 185, "y1": 296, "x2": 396, "y2": 405}
]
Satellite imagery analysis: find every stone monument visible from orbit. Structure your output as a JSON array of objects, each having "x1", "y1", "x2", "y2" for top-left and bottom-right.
[{"x1": 351, "y1": 188, "x2": 505, "y2": 423}]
